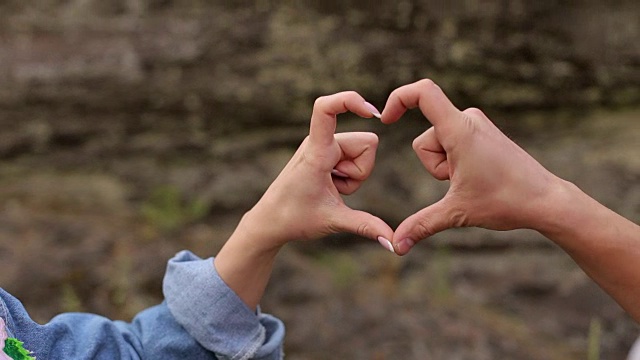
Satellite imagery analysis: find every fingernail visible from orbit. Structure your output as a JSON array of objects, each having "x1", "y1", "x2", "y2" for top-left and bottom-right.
[
  {"x1": 377, "y1": 236, "x2": 395, "y2": 253},
  {"x1": 364, "y1": 101, "x2": 382, "y2": 119},
  {"x1": 396, "y1": 238, "x2": 415, "y2": 254},
  {"x1": 331, "y1": 169, "x2": 349, "y2": 178}
]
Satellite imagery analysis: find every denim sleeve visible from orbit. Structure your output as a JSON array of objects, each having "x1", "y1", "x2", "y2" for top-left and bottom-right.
[
  {"x1": 0, "y1": 251, "x2": 285, "y2": 360},
  {"x1": 0, "y1": 289, "x2": 219, "y2": 359},
  {"x1": 163, "y1": 251, "x2": 285, "y2": 360}
]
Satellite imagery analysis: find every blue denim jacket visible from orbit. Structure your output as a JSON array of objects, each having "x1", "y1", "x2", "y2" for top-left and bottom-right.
[{"x1": 0, "y1": 251, "x2": 285, "y2": 359}]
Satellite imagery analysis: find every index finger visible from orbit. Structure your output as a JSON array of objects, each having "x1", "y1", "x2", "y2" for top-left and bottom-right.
[
  {"x1": 380, "y1": 79, "x2": 461, "y2": 128},
  {"x1": 309, "y1": 91, "x2": 378, "y2": 147}
]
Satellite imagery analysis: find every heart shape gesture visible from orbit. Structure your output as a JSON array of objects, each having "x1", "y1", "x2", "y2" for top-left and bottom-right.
[
  {"x1": 245, "y1": 81, "x2": 559, "y2": 257},
  {"x1": 217, "y1": 79, "x2": 640, "y2": 322},
  {"x1": 216, "y1": 79, "x2": 640, "y2": 320},
  {"x1": 379, "y1": 79, "x2": 560, "y2": 255}
]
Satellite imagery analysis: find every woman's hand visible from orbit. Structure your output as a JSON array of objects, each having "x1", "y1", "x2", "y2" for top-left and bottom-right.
[
  {"x1": 215, "y1": 91, "x2": 394, "y2": 310},
  {"x1": 243, "y1": 91, "x2": 394, "y2": 250}
]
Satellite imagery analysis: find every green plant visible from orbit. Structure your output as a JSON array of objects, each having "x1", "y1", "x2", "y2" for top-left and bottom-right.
[
  {"x1": 587, "y1": 317, "x2": 602, "y2": 360},
  {"x1": 141, "y1": 185, "x2": 208, "y2": 232}
]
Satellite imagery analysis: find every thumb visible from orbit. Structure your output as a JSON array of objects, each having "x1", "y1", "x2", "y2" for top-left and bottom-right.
[
  {"x1": 331, "y1": 207, "x2": 395, "y2": 251},
  {"x1": 393, "y1": 198, "x2": 459, "y2": 255}
]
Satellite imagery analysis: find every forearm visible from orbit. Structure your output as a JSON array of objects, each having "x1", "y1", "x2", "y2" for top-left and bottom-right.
[
  {"x1": 537, "y1": 179, "x2": 640, "y2": 320},
  {"x1": 214, "y1": 209, "x2": 283, "y2": 311}
]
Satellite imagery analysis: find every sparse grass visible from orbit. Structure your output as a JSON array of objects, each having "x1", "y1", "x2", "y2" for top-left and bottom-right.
[
  {"x1": 60, "y1": 282, "x2": 83, "y2": 313},
  {"x1": 314, "y1": 251, "x2": 358, "y2": 289},
  {"x1": 588, "y1": 317, "x2": 602, "y2": 360},
  {"x1": 109, "y1": 241, "x2": 133, "y2": 309},
  {"x1": 141, "y1": 185, "x2": 208, "y2": 232},
  {"x1": 432, "y1": 245, "x2": 452, "y2": 302}
]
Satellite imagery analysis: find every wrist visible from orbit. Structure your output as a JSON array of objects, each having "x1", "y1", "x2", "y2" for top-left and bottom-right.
[
  {"x1": 532, "y1": 178, "x2": 593, "y2": 240},
  {"x1": 213, "y1": 209, "x2": 284, "y2": 311},
  {"x1": 232, "y1": 207, "x2": 287, "y2": 253}
]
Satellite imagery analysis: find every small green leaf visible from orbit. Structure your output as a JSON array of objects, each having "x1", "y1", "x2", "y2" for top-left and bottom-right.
[{"x1": 3, "y1": 338, "x2": 36, "y2": 360}]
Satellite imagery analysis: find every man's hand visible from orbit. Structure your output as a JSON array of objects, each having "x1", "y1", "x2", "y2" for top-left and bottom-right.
[{"x1": 380, "y1": 79, "x2": 562, "y2": 255}]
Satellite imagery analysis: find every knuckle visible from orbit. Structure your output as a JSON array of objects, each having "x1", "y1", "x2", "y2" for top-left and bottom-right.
[
  {"x1": 387, "y1": 88, "x2": 400, "y2": 101},
  {"x1": 415, "y1": 217, "x2": 436, "y2": 239},
  {"x1": 462, "y1": 107, "x2": 485, "y2": 118},
  {"x1": 412, "y1": 134, "x2": 426, "y2": 152},
  {"x1": 342, "y1": 91, "x2": 364, "y2": 107},
  {"x1": 313, "y1": 96, "x2": 328, "y2": 109},
  {"x1": 356, "y1": 222, "x2": 370, "y2": 238},
  {"x1": 412, "y1": 136, "x2": 421, "y2": 151},
  {"x1": 342, "y1": 90, "x2": 360, "y2": 99},
  {"x1": 365, "y1": 132, "x2": 379, "y2": 147},
  {"x1": 458, "y1": 112, "x2": 478, "y2": 136},
  {"x1": 417, "y1": 78, "x2": 437, "y2": 90},
  {"x1": 449, "y1": 208, "x2": 469, "y2": 228}
]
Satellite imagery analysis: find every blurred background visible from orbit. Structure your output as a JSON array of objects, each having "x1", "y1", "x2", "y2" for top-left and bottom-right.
[{"x1": 0, "y1": 1, "x2": 639, "y2": 359}]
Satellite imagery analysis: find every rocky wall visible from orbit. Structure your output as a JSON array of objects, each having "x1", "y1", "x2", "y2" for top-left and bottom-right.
[{"x1": 0, "y1": 1, "x2": 638, "y2": 127}]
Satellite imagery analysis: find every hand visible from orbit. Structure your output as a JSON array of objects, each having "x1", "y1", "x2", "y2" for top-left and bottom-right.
[
  {"x1": 216, "y1": 91, "x2": 394, "y2": 310},
  {"x1": 380, "y1": 79, "x2": 564, "y2": 255},
  {"x1": 245, "y1": 91, "x2": 394, "y2": 250}
]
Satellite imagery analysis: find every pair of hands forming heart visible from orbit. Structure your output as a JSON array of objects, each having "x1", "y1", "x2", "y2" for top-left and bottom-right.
[
  {"x1": 248, "y1": 79, "x2": 561, "y2": 256},
  {"x1": 215, "y1": 79, "x2": 640, "y2": 316}
]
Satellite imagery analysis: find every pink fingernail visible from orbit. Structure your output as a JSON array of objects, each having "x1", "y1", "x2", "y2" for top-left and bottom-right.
[
  {"x1": 397, "y1": 238, "x2": 415, "y2": 253},
  {"x1": 377, "y1": 236, "x2": 395, "y2": 253},
  {"x1": 364, "y1": 101, "x2": 382, "y2": 119},
  {"x1": 331, "y1": 169, "x2": 349, "y2": 178}
]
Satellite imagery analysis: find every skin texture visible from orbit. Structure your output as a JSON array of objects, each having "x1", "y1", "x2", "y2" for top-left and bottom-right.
[
  {"x1": 214, "y1": 91, "x2": 394, "y2": 310},
  {"x1": 380, "y1": 79, "x2": 640, "y2": 321}
]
